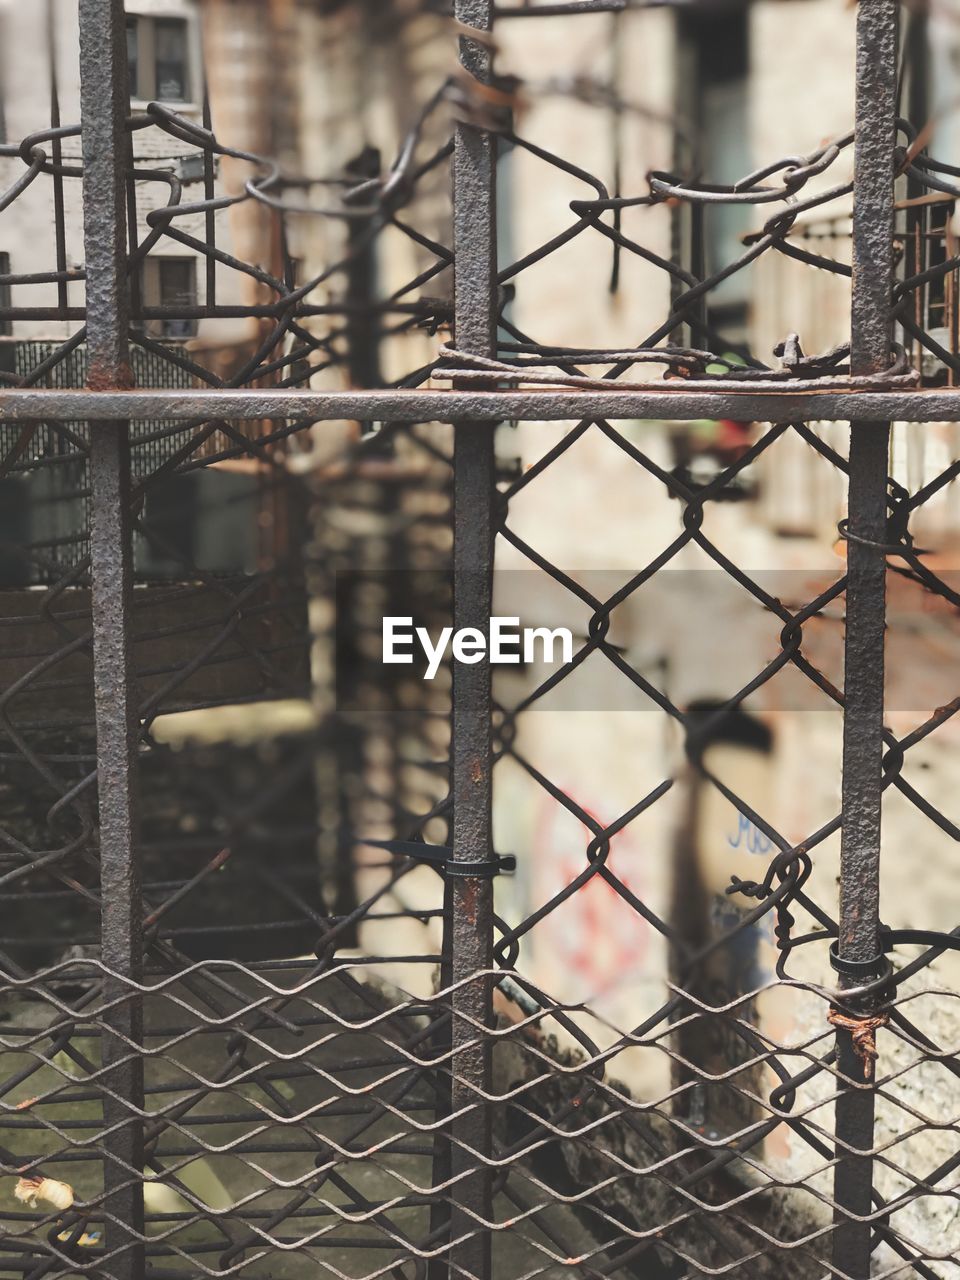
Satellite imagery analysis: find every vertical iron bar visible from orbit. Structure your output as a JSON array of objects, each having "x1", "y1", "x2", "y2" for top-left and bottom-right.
[
  {"x1": 202, "y1": 87, "x2": 217, "y2": 309},
  {"x1": 79, "y1": 3, "x2": 144, "y2": 1277},
  {"x1": 850, "y1": 0, "x2": 899, "y2": 377},
  {"x1": 47, "y1": 0, "x2": 68, "y2": 316},
  {"x1": 449, "y1": 1, "x2": 497, "y2": 1277},
  {"x1": 833, "y1": 3, "x2": 898, "y2": 1277},
  {"x1": 125, "y1": 164, "x2": 142, "y2": 336},
  {"x1": 903, "y1": 7, "x2": 927, "y2": 388}
]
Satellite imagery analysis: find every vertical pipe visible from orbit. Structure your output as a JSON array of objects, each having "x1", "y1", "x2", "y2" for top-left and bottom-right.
[
  {"x1": 449, "y1": 1, "x2": 497, "y2": 1276},
  {"x1": 833, "y1": 3, "x2": 898, "y2": 1276},
  {"x1": 78, "y1": 3, "x2": 144, "y2": 1277}
]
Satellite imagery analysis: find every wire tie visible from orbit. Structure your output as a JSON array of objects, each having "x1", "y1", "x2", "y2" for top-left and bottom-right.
[{"x1": 827, "y1": 1007, "x2": 889, "y2": 1079}]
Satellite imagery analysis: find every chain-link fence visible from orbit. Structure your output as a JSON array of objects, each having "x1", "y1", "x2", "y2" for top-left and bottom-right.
[{"x1": 1, "y1": 1, "x2": 959, "y2": 1278}]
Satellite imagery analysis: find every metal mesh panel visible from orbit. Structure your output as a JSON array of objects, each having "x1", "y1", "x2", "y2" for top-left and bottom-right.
[{"x1": 0, "y1": 2, "x2": 958, "y2": 1279}]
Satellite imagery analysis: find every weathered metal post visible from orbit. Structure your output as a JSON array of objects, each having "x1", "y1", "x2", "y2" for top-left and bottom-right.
[
  {"x1": 832, "y1": 2, "x2": 898, "y2": 1276},
  {"x1": 448, "y1": 1, "x2": 498, "y2": 1276},
  {"x1": 79, "y1": 2, "x2": 145, "y2": 1275}
]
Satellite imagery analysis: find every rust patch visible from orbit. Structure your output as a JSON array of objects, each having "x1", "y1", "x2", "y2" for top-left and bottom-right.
[
  {"x1": 828, "y1": 1007, "x2": 888, "y2": 1079},
  {"x1": 461, "y1": 878, "x2": 478, "y2": 925},
  {"x1": 86, "y1": 359, "x2": 136, "y2": 391}
]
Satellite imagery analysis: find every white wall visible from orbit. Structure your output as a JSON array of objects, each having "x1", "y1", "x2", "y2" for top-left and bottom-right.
[{"x1": 0, "y1": 0, "x2": 246, "y2": 352}]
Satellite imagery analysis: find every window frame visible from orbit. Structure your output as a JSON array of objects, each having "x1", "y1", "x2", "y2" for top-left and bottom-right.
[
  {"x1": 674, "y1": 3, "x2": 751, "y2": 350},
  {"x1": 141, "y1": 255, "x2": 199, "y2": 339},
  {"x1": 126, "y1": 13, "x2": 193, "y2": 106}
]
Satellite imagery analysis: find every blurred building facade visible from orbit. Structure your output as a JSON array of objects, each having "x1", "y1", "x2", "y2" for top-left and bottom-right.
[{"x1": 1, "y1": 4, "x2": 960, "y2": 1265}]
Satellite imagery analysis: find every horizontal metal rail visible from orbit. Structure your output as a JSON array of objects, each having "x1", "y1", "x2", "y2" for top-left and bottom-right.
[{"x1": 2, "y1": 386, "x2": 960, "y2": 421}]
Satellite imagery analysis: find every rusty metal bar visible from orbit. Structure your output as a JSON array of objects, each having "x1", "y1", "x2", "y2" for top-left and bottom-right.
[
  {"x1": 494, "y1": 0, "x2": 625, "y2": 15},
  {"x1": 47, "y1": 0, "x2": 69, "y2": 316},
  {"x1": 447, "y1": 1, "x2": 498, "y2": 1276},
  {"x1": 2, "y1": 386, "x2": 960, "y2": 421},
  {"x1": 79, "y1": 2, "x2": 145, "y2": 1276},
  {"x1": 2, "y1": 0, "x2": 960, "y2": 1274},
  {"x1": 832, "y1": 2, "x2": 899, "y2": 1276}
]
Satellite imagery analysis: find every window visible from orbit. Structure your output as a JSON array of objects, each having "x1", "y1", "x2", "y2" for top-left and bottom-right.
[
  {"x1": 141, "y1": 256, "x2": 198, "y2": 338},
  {"x1": 0, "y1": 252, "x2": 11, "y2": 338},
  {"x1": 126, "y1": 19, "x2": 139, "y2": 97},
  {"x1": 126, "y1": 16, "x2": 190, "y2": 103},
  {"x1": 138, "y1": 470, "x2": 260, "y2": 579},
  {"x1": 676, "y1": 5, "x2": 750, "y2": 348}
]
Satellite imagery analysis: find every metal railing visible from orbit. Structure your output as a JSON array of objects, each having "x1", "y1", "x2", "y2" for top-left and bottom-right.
[{"x1": 1, "y1": 2, "x2": 959, "y2": 1278}]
